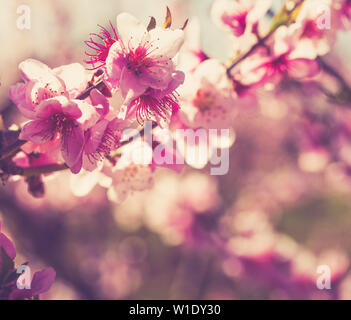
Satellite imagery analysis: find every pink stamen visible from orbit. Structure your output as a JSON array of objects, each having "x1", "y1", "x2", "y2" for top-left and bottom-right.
[
  {"x1": 134, "y1": 92, "x2": 179, "y2": 124},
  {"x1": 85, "y1": 22, "x2": 118, "y2": 70}
]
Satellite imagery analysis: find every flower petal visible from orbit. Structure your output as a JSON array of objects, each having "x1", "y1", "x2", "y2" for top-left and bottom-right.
[
  {"x1": 30, "y1": 267, "x2": 56, "y2": 296},
  {"x1": 61, "y1": 124, "x2": 85, "y2": 169},
  {"x1": 9, "y1": 83, "x2": 26, "y2": 106},
  {"x1": 287, "y1": 58, "x2": 320, "y2": 79},
  {"x1": 116, "y1": 13, "x2": 148, "y2": 49},
  {"x1": 90, "y1": 89, "x2": 110, "y2": 116},
  {"x1": 119, "y1": 68, "x2": 148, "y2": 118},
  {"x1": 35, "y1": 97, "x2": 66, "y2": 119},
  {"x1": 53, "y1": 63, "x2": 90, "y2": 99},
  {"x1": 20, "y1": 120, "x2": 54, "y2": 144},
  {"x1": 19, "y1": 59, "x2": 53, "y2": 82},
  {"x1": 149, "y1": 27, "x2": 185, "y2": 59}
]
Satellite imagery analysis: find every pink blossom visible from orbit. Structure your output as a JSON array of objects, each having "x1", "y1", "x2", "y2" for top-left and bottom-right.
[
  {"x1": 101, "y1": 139, "x2": 155, "y2": 203},
  {"x1": 103, "y1": 13, "x2": 185, "y2": 118},
  {"x1": 19, "y1": 96, "x2": 99, "y2": 173},
  {"x1": 332, "y1": 0, "x2": 351, "y2": 30},
  {"x1": 236, "y1": 27, "x2": 320, "y2": 87},
  {"x1": 211, "y1": 0, "x2": 272, "y2": 37},
  {"x1": 179, "y1": 59, "x2": 237, "y2": 129},
  {"x1": 126, "y1": 71, "x2": 184, "y2": 127},
  {"x1": 9, "y1": 59, "x2": 90, "y2": 119},
  {"x1": 286, "y1": 0, "x2": 335, "y2": 59},
  {"x1": 81, "y1": 113, "x2": 124, "y2": 171},
  {"x1": 105, "y1": 162, "x2": 154, "y2": 204},
  {"x1": 71, "y1": 138, "x2": 156, "y2": 202}
]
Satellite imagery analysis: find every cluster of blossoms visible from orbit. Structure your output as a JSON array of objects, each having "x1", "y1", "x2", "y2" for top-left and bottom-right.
[
  {"x1": 5, "y1": 10, "x2": 187, "y2": 200},
  {"x1": 1, "y1": 0, "x2": 351, "y2": 201},
  {"x1": 0, "y1": 221, "x2": 55, "y2": 299}
]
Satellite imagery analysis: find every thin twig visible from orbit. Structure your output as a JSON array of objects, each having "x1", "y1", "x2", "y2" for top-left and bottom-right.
[
  {"x1": 226, "y1": 26, "x2": 282, "y2": 77},
  {"x1": 0, "y1": 139, "x2": 26, "y2": 161}
]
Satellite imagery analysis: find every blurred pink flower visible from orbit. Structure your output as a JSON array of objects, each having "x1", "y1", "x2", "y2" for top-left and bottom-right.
[
  {"x1": 211, "y1": 0, "x2": 272, "y2": 37},
  {"x1": 179, "y1": 59, "x2": 237, "y2": 129},
  {"x1": 237, "y1": 27, "x2": 320, "y2": 87},
  {"x1": 333, "y1": 0, "x2": 351, "y2": 30}
]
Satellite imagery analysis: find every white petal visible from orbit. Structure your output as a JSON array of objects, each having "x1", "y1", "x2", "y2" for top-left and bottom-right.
[
  {"x1": 149, "y1": 27, "x2": 184, "y2": 59},
  {"x1": 19, "y1": 59, "x2": 54, "y2": 82},
  {"x1": 116, "y1": 13, "x2": 148, "y2": 49},
  {"x1": 53, "y1": 63, "x2": 89, "y2": 99},
  {"x1": 70, "y1": 169, "x2": 100, "y2": 197}
]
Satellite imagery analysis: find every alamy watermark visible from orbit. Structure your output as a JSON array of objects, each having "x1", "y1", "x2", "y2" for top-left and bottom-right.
[
  {"x1": 316, "y1": 265, "x2": 331, "y2": 290},
  {"x1": 16, "y1": 265, "x2": 31, "y2": 290},
  {"x1": 316, "y1": 5, "x2": 331, "y2": 30},
  {"x1": 121, "y1": 121, "x2": 230, "y2": 176},
  {"x1": 16, "y1": 5, "x2": 31, "y2": 30}
]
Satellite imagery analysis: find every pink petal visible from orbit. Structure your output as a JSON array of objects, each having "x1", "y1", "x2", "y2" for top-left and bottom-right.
[
  {"x1": 84, "y1": 119, "x2": 109, "y2": 154},
  {"x1": 73, "y1": 100, "x2": 100, "y2": 129},
  {"x1": 17, "y1": 104, "x2": 36, "y2": 120},
  {"x1": 35, "y1": 98, "x2": 65, "y2": 119},
  {"x1": 9, "y1": 83, "x2": 26, "y2": 106},
  {"x1": 287, "y1": 58, "x2": 320, "y2": 79},
  {"x1": 59, "y1": 98, "x2": 83, "y2": 120},
  {"x1": 30, "y1": 267, "x2": 56, "y2": 296},
  {"x1": 20, "y1": 120, "x2": 54, "y2": 144},
  {"x1": 70, "y1": 155, "x2": 83, "y2": 174},
  {"x1": 119, "y1": 68, "x2": 148, "y2": 119},
  {"x1": 104, "y1": 41, "x2": 124, "y2": 85},
  {"x1": 139, "y1": 60, "x2": 174, "y2": 90},
  {"x1": 30, "y1": 79, "x2": 67, "y2": 105},
  {"x1": 152, "y1": 71, "x2": 185, "y2": 99},
  {"x1": 61, "y1": 124, "x2": 85, "y2": 169},
  {"x1": 53, "y1": 63, "x2": 89, "y2": 99},
  {"x1": 18, "y1": 59, "x2": 53, "y2": 82},
  {"x1": 90, "y1": 89, "x2": 110, "y2": 116}
]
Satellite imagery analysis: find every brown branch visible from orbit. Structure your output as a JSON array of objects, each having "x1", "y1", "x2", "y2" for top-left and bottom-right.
[
  {"x1": 317, "y1": 57, "x2": 351, "y2": 93},
  {"x1": 226, "y1": 26, "x2": 280, "y2": 77},
  {"x1": 13, "y1": 163, "x2": 69, "y2": 177}
]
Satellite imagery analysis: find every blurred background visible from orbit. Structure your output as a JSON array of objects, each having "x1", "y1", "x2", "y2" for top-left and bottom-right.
[{"x1": 1, "y1": 0, "x2": 351, "y2": 300}]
